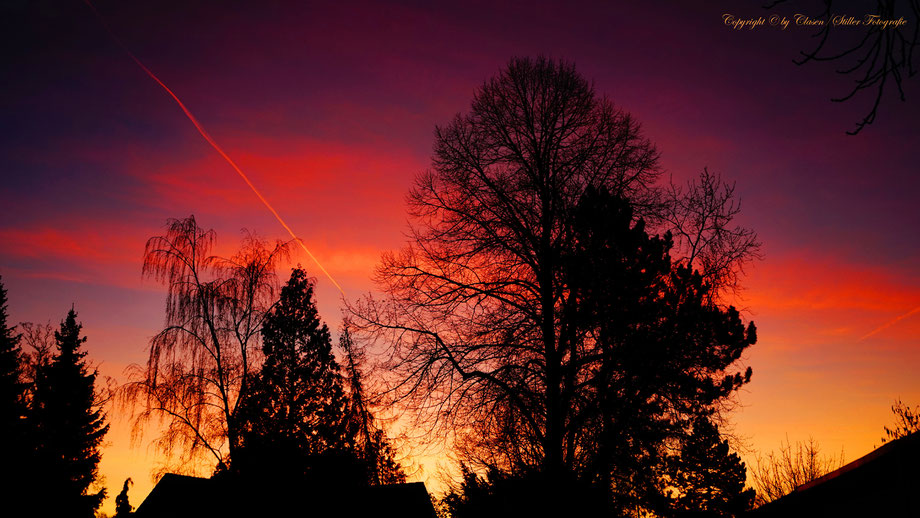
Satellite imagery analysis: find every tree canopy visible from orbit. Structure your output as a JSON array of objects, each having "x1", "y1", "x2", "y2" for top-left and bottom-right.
[{"x1": 353, "y1": 56, "x2": 757, "y2": 515}]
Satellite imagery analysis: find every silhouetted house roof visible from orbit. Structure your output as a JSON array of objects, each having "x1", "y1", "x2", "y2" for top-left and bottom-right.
[
  {"x1": 751, "y1": 432, "x2": 920, "y2": 517},
  {"x1": 134, "y1": 473, "x2": 437, "y2": 518}
]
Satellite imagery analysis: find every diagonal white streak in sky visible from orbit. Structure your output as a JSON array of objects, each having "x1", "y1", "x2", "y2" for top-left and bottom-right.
[
  {"x1": 860, "y1": 305, "x2": 920, "y2": 341},
  {"x1": 83, "y1": 0, "x2": 345, "y2": 296}
]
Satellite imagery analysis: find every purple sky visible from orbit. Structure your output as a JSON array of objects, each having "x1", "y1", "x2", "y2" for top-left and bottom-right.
[{"x1": 2, "y1": 1, "x2": 918, "y2": 512}]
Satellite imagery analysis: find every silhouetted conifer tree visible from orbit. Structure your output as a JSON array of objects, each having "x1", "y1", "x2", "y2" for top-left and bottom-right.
[
  {"x1": 340, "y1": 326, "x2": 406, "y2": 485},
  {"x1": 0, "y1": 276, "x2": 26, "y2": 425},
  {"x1": 0, "y1": 276, "x2": 33, "y2": 516},
  {"x1": 567, "y1": 189, "x2": 755, "y2": 513},
  {"x1": 31, "y1": 308, "x2": 108, "y2": 517},
  {"x1": 236, "y1": 270, "x2": 406, "y2": 486},
  {"x1": 236, "y1": 267, "x2": 356, "y2": 481},
  {"x1": 666, "y1": 417, "x2": 755, "y2": 517},
  {"x1": 114, "y1": 477, "x2": 134, "y2": 517}
]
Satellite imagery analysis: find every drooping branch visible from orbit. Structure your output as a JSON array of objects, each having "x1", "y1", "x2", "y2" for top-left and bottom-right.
[
  {"x1": 767, "y1": 0, "x2": 919, "y2": 134},
  {"x1": 122, "y1": 216, "x2": 288, "y2": 472}
]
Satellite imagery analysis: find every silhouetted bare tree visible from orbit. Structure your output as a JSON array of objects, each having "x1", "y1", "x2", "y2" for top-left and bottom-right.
[
  {"x1": 882, "y1": 398, "x2": 920, "y2": 442},
  {"x1": 750, "y1": 436, "x2": 845, "y2": 506},
  {"x1": 340, "y1": 325, "x2": 406, "y2": 485},
  {"x1": 18, "y1": 320, "x2": 54, "y2": 387},
  {"x1": 123, "y1": 216, "x2": 288, "y2": 473},
  {"x1": 352, "y1": 57, "x2": 758, "y2": 514},
  {"x1": 664, "y1": 168, "x2": 762, "y2": 302}
]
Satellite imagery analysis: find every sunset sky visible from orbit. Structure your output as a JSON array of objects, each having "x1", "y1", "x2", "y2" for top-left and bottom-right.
[{"x1": 2, "y1": 1, "x2": 918, "y2": 514}]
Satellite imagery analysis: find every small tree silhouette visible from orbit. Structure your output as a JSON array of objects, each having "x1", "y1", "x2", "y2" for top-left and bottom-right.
[
  {"x1": 114, "y1": 478, "x2": 134, "y2": 517},
  {"x1": 340, "y1": 325, "x2": 406, "y2": 485},
  {"x1": 882, "y1": 398, "x2": 920, "y2": 442},
  {"x1": 666, "y1": 417, "x2": 755, "y2": 516},
  {"x1": 750, "y1": 436, "x2": 844, "y2": 506}
]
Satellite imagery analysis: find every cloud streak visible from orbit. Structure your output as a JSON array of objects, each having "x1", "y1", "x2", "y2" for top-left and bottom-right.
[
  {"x1": 82, "y1": 0, "x2": 345, "y2": 296},
  {"x1": 860, "y1": 305, "x2": 920, "y2": 341}
]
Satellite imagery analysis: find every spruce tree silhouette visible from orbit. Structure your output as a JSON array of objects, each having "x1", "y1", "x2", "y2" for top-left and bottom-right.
[
  {"x1": 0, "y1": 276, "x2": 26, "y2": 435},
  {"x1": 31, "y1": 308, "x2": 108, "y2": 517},
  {"x1": 234, "y1": 267, "x2": 406, "y2": 487},
  {"x1": 0, "y1": 276, "x2": 33, "y2": 516},
  {"x1": 234, "y1": 266, "x2": 354, "y2": 481}
]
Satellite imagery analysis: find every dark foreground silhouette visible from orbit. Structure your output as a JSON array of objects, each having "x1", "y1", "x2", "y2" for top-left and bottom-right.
[
  {"x1": 752, "y1": 432, "x2": 920, "y2": 517},
  {"x1": 134, "y1": 473, "x2": 436, "y2": 518}
]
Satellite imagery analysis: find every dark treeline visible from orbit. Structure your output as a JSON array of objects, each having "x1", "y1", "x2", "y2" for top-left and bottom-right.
[{"x1": 0, "y1": 276, "x2": 109, "y2": 517}]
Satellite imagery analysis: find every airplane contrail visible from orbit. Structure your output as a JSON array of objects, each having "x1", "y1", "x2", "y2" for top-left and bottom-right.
[
  {"x1": 860, "y1": 305, "x2": 920, "y2": 341},
  {"x1": 83, "y1": 1, "x2": 345, "y2": 296}
]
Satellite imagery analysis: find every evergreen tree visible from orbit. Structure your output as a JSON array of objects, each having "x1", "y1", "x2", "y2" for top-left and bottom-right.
[
  {"x1": 114, "y1": 478, "x2": 134, "y2": 517},
  {"x1": 236, "y1": 268, "x2": 356, "y2": 480},
  {"x1": 31, "y1": 308, "x2": 108, "y2": 517},
  {"x1": 0, "y1": 276, "x2": 32, "y2": 515},
  {"x1": 340, "y1": 326, "x2": 405, "y2": 485},
  {"x1": 0, "y1": 275, "x2": 26, "y2": 426},
  {"x1": 666, "y1": 417, "x2": 755, "y2": 517},
  {"x1": 567, "y1": 188, "x2": 755, "y2": 513}
]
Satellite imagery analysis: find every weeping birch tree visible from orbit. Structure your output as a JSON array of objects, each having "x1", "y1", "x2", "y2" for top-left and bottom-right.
[{"x1": 124, "y1": 216, "x2": 288, "y2": 472}]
